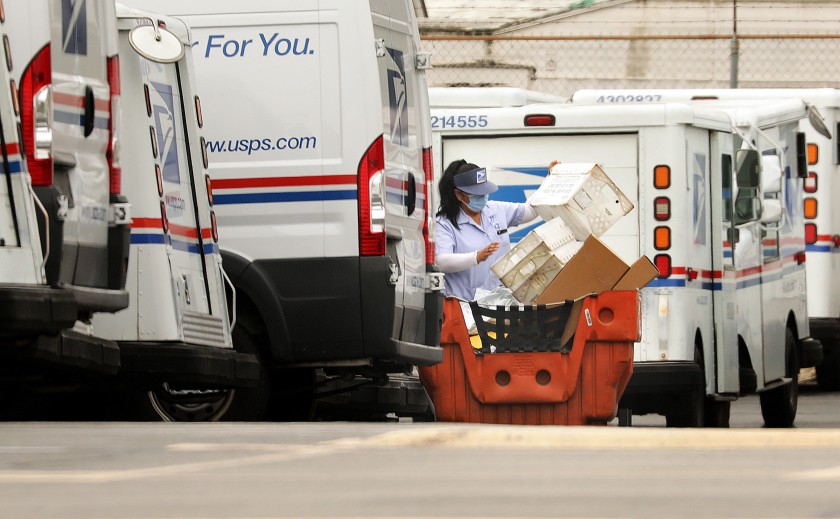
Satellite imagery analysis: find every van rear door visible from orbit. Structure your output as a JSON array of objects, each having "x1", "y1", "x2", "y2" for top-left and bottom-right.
[
  {"x1": 139, "y1": 57, "x2": 219, "y2": 332},
  {"x1": 371, "y1": 0, "x2": 430, "y2": 345},
  {"x1": 48, "y1": 0, "x2": 114, "y2": 287}
]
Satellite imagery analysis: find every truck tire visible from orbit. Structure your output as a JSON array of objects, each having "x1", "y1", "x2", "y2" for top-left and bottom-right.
[
  {"x1": 129, "y1": 325, "x2": 269, "y2": 422},
  {"x1": 760, "y1": 328, "x2": 799, "y2": 428}
]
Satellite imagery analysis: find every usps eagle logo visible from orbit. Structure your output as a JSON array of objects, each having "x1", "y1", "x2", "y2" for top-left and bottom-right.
[{"x1": 476, "y1": 169, "x2": 487, "y2": 183}]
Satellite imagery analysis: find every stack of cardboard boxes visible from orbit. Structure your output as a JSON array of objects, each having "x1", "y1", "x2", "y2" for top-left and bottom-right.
[{"x1": 491, "y1": 162, "x2": 658, "y2": 304}]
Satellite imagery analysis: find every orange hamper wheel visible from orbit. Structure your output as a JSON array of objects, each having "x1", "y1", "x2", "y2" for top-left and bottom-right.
[{"x1": 418, "y1": 291, "x2": 640, "y2": 425}]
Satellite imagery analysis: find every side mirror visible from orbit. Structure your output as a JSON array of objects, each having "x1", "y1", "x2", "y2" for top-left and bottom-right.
[
  {"x1": 761, "y1": 155, "x2": 783, "y2": 194},
  {"x1": 761, "y1": 199, "x2": 783, "y2": 224},
  {"x1": 128, "y1": 24, "x2": 185, "y2": 63}
]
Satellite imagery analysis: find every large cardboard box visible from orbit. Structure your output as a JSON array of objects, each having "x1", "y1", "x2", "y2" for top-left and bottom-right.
[
  {"x1": 530, "y1": 162, "x2": 634, "y2": 241},
  {"x1": 534, "y1": 236, "x2": 659, "y2": 304}
]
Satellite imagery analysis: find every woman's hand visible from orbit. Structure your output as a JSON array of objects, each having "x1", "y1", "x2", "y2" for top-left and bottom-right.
[{"x1": 476, "y1": 242, "x2": 500, "y2": 263}]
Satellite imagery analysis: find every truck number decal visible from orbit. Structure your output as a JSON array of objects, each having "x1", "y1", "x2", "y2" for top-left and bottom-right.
[
  {"x1": 431, "y1": 115, "x2": 489, "y2": 129},
  {"x1": 594, "y1": 94, "x2": 662, "y2": 103}
]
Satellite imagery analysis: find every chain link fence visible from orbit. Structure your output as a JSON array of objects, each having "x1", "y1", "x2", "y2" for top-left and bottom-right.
[{"x1": 421, "y1": 34, "x2": 840, "y2": 96}]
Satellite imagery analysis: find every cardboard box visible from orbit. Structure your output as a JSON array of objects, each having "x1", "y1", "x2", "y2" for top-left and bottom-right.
[
  {"x1": 534, "y1": 235, "x2": 659, "y2": 304},
  {"x1": 511, "y1": 241, "x2": 584, "y2": 304},
  {"x1": 491, "y1": 218, "x2": 577, "y2": 293},
  {"x1": 530, "y1": 163, "x2": 634, "y2": 241}
]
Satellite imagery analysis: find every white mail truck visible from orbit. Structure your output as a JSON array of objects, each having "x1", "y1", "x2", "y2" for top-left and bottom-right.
[
  {"x1": 89, "y1": 5, "x2": 260, "y2": 421},
  {"x1": 119, "y1": 0, "x2": 444, "y2": 418},
  {"x1": 572, "y1": 87, "x2": 840, "y2": 391},
  {"x1": 430, "y1": 88, "x2": 822, "y2": 427}
]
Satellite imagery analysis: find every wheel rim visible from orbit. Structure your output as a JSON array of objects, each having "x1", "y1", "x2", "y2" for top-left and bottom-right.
[{"x1": 147, "y1": 384, "x2": 235, "y2": 422}]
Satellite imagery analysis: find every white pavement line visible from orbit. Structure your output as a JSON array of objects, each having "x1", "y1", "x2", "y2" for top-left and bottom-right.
[
  {"x1": 363, "y1": 426, "x2": 840, "y2": 450},
  {"x1": 786, "y1": 465, "x2": 840, "y2": 481},
  {"x1": 0, "y1": 440, "x2": 367, "y2": 484}
]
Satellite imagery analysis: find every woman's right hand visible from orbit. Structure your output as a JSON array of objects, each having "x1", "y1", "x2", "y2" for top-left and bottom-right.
[{"x1": 476, "y1": 242, "x2": 500, "y2": 263}]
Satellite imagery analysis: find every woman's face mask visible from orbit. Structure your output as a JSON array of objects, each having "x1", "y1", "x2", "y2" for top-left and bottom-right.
[{"x1": 467, "y1": 194, "x2": 488, "y2": 212}]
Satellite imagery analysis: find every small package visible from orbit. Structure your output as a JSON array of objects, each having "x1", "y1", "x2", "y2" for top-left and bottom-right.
[
  {"x1": 529, "y1": 162, "x2": 634, "y2": 241},
  {"x1": 511, "y1": 241, "x2": 584, "y2": 304}
]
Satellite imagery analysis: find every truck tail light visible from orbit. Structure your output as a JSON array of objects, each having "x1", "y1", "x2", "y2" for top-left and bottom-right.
[
  {"x1": 422, "y1": 146, "x2": 435, "y2": 265},
  {"x1": 654, "y1": 254, "x2": 671, "y2": 278},
  {"x1": 654, "y1": 226, "x2": 671, "y2": 250},
  {"x1": 358, "y1": 135, "x2": 385, "y2": 256},
  {"x1": 654, "y1": 165, "x2": 670, "y2": 189},
  {"x1": 210, "y1": 211, "x2": 218, "y2": 242},
  {"x1": 160, "y1": 201, "x2": 169, "y2": 234},
  {"x1": 194, "y1": 95, "x2": 203, "y2": 128},
  {"x1": 106, "y1": 55, "x2": 121, "y2": 195},
  {"x1": 807, "y1": 143, "x2": 818, "y2": 165},
  {"x1": 205, "y1": 174, "x2": 213, "y2": 206},
  {"x1": 524, "y1": 114, "x2": 555, "y2": 127},
  {"x1": 654, "y1": 196, "x2": 671, "y2": 221},
  {"x1": 805, "y1": 223, "x2": 817, "y2": 245},
  {"x1": 804, "y1": 172, "x2": 817, "y2": 193},
  {"x1": 20, "y1": 44, "x2": 52, "y2": 186},
  {"x1": 804, "y1": 198, "x2": 818, "y2": 219}
]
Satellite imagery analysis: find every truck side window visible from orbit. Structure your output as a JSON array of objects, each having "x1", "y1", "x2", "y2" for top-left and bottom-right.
[{"x1": 734, "y1": 148, "x2": 761, "y2": 224}]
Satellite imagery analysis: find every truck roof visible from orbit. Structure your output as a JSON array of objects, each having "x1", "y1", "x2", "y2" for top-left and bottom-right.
[
  {"x1": 429, "y1": 87, "x2": 568, "y2": 108},
  {"x1": 432, "y1": 101, "x2": 734, "y2": 132},
  {"x1": 572, "y1": 87, "x2": 840, "y2": 110}
]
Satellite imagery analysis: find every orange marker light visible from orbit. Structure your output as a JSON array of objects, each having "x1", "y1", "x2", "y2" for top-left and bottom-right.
[
  {"x1": 807, "y1": 143, "x2": 818, "y2": 165},
  {"x1": 654, "y1": 165, "x2": 670, "y2": 189},
  {"x1": 654, "y1": 226, "x2": 671, "y2": 250},
  {"x1": 804, "y1": 198, "x2": 818, "y2": 219}
]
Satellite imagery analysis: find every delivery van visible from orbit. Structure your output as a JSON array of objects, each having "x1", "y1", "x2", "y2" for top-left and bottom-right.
[
  {"x1": 430, "y1": 88, "x2": 822, "y2": 427},
  {"x1": 572, "y1": 87, "x2": 840, "y2": 391},
  {"x1": 88, "y1": 5, "x2": 260, "y2": 421},
  {"x1": 119, "y1": 0, "x2": 443, "y2": 418},
  {"x1": 5, "y1": 0, "x2": 130, "y2": 315}
]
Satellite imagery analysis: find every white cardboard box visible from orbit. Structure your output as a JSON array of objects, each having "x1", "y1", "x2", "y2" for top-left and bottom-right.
[
  {"x1": 490, "y1": 217, "x2": 576, "y2": 291},
  {"x1": 529, "y1": 162, "x2": 634, "y2": 241}
]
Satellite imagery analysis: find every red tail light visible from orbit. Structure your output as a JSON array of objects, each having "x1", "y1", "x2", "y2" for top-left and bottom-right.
[
  {"x1": 805, "y1": 223, "x2": 817, "y2": 245},
  {"x1": 421, "y1": 146, "x2": 435, "y2": 265},
  {"x1": 19, "y1": 44, "x2": 52, "y2": 186},
  {"x1": 210, "y1": 211, "x2": 219, "y2": 242},
  {"x1": 654, "y1": 254, "x2": 671, "y2": 278},
  {"x1": 106, "y1": 55, "x2": 121, "y2": 195},
  {"x1": 358, "y1": 135, "x2": 385, "y2": 256}
]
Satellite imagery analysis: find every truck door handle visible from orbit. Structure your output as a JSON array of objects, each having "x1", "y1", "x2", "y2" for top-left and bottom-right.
[
  {"x1": 406, "y1": 173, "x2": 416, "y2": 216},
  {"x1": 83, "y1": 85, "x2": 95, "y2": 137}
]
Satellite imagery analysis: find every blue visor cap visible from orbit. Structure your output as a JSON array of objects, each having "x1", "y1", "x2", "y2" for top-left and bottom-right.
[{"x1": 454, "y1": 167, "x2": 498, "y2": 195}]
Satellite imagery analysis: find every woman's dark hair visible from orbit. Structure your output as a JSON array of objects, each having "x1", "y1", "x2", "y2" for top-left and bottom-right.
[{"x1": 437, "y1": 159, "x2": 480, "y2": 229}]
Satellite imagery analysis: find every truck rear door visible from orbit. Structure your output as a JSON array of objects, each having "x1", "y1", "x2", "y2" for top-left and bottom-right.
[
  {"x1": 48, "y1": 0, "x2": 113, "y2": 287},
  {"x1": 142, "y1": 58, "x2": 215, "y2": 322},
  {"x1": 371, "y1": 0, "x2": 429, "y2": 344}
]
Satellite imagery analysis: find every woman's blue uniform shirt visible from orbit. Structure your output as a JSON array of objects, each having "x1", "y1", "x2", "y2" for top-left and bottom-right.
[{"x1": 435, "y1": 201, "x2": 527, "y2": 300}]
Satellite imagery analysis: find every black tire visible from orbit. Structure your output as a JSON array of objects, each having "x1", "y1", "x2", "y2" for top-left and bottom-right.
[
  {"x1": 127, "y1": 322, "x2": 270, "y2": 422},
  {"x1": 760, "y1": 328, "x2": 799, "y2": 428}
]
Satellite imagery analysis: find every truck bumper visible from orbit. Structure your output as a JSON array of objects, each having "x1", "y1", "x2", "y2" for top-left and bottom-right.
[
  {"x1": 10, "y1": 329, "x2": 121, "y2": 375},
  {"x1": 118, "y1": 342, "x2": 261, "y2": 388},
  {"x1": 0, "y1": 285, "x2": 78, "y2": 337}
]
